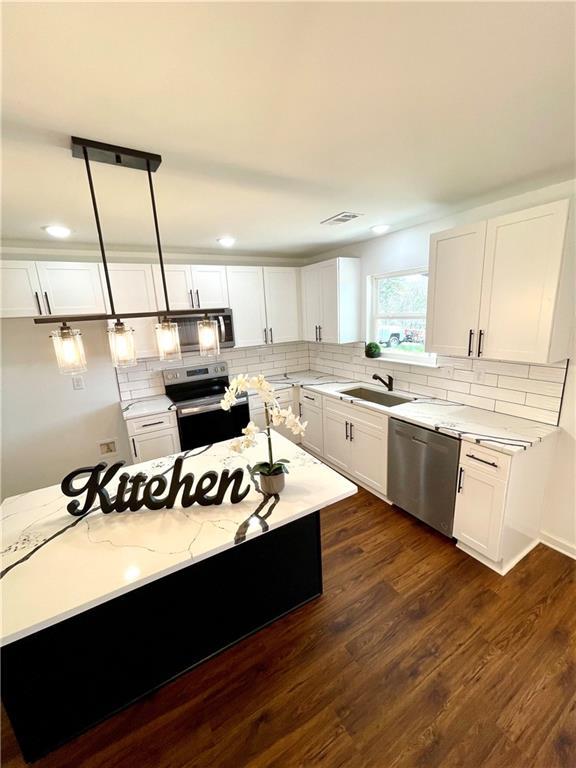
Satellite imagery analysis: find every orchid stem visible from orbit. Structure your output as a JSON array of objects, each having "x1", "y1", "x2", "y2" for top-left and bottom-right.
[{"x1": 264, "y1": 403, "x2": 274, "y2": 469}]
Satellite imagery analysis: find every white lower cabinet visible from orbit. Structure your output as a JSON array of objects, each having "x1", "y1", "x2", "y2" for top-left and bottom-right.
[
  {"x1": 299, "y1": 391, "x2": 324, "y2": 455},
  {"x1": 321, "y1": 397, "x2": 387, "y2": 496},
  {"x1": 127, "y1": 411, "x2": 181, "y2": 463},
  {"x1": 453, "y1": 462, "x2": 506, "y2": 562}
]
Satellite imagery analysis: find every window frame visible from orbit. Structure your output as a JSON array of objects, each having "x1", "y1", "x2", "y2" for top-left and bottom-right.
[{"x1": 370, "y1": 267, "x2": 436, "y2": 365}]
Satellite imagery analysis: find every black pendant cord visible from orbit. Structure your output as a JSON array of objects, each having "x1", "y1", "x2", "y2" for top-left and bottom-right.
[
  {"x1": 147, "y1": 159, "x2": 170, "y2": 319},
  {"x1": 82, "y1": 146, "x2": 119, "y2": 321}
]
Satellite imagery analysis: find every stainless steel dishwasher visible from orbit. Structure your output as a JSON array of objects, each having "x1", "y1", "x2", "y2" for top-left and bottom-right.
[{"x1": 387, "y1": 418, "x2": 460, "y2": 537}]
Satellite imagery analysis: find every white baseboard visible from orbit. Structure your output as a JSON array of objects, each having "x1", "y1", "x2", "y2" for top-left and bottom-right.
[{"x1": 539, "y1": 531, "x2": 576, "y2": 560}]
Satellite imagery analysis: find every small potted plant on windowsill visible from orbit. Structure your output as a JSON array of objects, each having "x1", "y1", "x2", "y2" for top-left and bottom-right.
[
  {"x1": 220, "y1": 375, "x2": 307, "y2": 495},
  {"x1": 365, "y1": 341, "x2": 382, "y2": 358}
]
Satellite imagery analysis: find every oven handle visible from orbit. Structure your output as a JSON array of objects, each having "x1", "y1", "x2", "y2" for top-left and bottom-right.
[{"x1": 177, "y1": 396, "x2": 247, "y2": 417}]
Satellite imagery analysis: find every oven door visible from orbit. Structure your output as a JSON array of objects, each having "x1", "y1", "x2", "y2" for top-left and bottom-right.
[
  {"x1": 173, "y1": 311, "x2": 235, "y2": 352},
  {"x1": 177, "y1": 400, "x2": 250, "y2": 451}
]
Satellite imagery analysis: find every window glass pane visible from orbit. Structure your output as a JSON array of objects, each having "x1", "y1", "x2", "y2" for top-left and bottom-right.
[
  {"x1": 376, "y1": 317, "x2": 426, "y2": 353},
  {"x1": 376, "y1": 273, "x2": 428, "y2": 315}
]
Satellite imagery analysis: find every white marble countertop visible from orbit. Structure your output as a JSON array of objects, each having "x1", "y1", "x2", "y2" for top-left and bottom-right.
[
  {"x1": 302, "y1": 381, "x2": 558, "y2": 454},
  {"x1": 0, "y1": 433, "x2": 356, "y2": 647},
  {"x1": 265, "y1": 370, "x2": 355, "y2": 391},
  {"x1": 121, "y1": 395, "x2": 175, "y2": 421}
]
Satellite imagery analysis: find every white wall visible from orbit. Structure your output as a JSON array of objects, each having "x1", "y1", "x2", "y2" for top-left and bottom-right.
[
  {"x1": 315, "y1": 178, "x2": 576, "y2": 557},
  {"x1": 1, "y1": 319, "x2": 131, "y2": 500}
]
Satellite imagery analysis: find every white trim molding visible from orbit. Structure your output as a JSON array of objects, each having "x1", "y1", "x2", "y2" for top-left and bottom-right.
[{"x1": 539, "y1": 531, "x2": 576, "y2": 560}]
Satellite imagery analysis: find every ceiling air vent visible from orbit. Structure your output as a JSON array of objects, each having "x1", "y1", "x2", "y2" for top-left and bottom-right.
[{"x1": 320, "y1": 211, "x2": 364, "y2": 226}]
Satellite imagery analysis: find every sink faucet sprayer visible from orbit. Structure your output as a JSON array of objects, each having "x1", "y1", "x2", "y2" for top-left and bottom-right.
[{"x1": 372, "y1": 373, "x2": 394, "y2": 391}]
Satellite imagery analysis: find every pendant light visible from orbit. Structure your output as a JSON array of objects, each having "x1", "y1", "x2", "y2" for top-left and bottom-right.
[
  {"x1": 50, "y1": 322, "x2": 87, "y2": 375},
  {"x1": 147, "y1": 158, "x2": 182, "y2": 362},
  {"x1": 198, "y1": 318, "x2": 220, "y2": 357}
]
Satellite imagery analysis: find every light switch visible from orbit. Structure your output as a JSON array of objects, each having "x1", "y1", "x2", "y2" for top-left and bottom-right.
[
  {"x1": 99, "y1": 440, "x2": 118, "y2": 456},
  {"x1": 72, "y1": 375, "x2": 85, "y2": 390}
]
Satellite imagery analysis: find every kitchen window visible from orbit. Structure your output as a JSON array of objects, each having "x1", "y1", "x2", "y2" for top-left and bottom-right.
[{"x1": 370, "y1": 269, "x2": 435, "y2": 363}]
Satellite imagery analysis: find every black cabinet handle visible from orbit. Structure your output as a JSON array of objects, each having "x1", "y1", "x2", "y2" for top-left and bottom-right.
[
  {"x1": 349, "y1": 423, "x2": 354, "y2": 441},
  {"x1": 196, "y1": 289, "x2": 200, "y2": 307},
  {"x1": 189, "y1": 289, "x2": 195, "y2": 308},
  {"x1": 318, "y1": 325, "x2": 322, "y2": 342},
  {"x1": 34, "y1": 291, "x2": 43, "y2": 315},
  {"x1": 132, "y1": 438, "x2": 138, "y2": 457},
  {"x1": 314, "y1": 325, "x2": 318, "y2": 342},
  {"x1": 345, "y1": 421, "x2": 349, "y2": 440},
  {"x1": 44, "y1": 291, "x2": 52, "y2": 314},
  {"x1": 299, "y1": 403, "x2": 302, "y2": 417},
  {"x1": 467, "y1": 329, "x2": 474, "y2": 356},
  {"x1": 264, "y1": 328, "x2": 268, "y2": 344},
  {"x1": 477, "y1": 330, "x2": 484, "y2": 357},
  {"x1": 457, "y1": 467, "x2": 464, "y2": 493},
  {"x1": 142, "y1": 421, "x2": 164, "y2": 428},
  {"x1": 303, "y1": 395, "x2": 314, "y2": 401},
  {"x1": 465, "y1": 453, "x2": 498, "y2": 468},
  {"x1": 269, "y1": 327, "x2": 274, "y2": 344}
]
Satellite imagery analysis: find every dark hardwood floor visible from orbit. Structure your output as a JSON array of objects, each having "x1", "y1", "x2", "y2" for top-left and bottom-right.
[{"x1": 2, "y1": 488, "x2": 575, "y2": 768}]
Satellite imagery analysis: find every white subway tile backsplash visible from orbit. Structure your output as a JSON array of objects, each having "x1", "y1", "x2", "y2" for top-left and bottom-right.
[
  {"x1": 525, "y1": 393, "x2": 563, "y2": 411},
  {"x1": 447, "y1": 391, "x2": 496, "y2": 410},
  {"x1": 498, "y1": 376, "x2": 563, "y2": 397},
  {"x1": 431, "y1": 377, "x2": 470, "y2": 394},
  {"x1": 495, "y1": 401, "x2": 559, "y2": 425},
  {"x1": 528, "y1": 365, "x2": 567, "y2": 383},
  {"x1": 470, "y1": 383, "x2": 526, "y2": 404},
  {"x1": 409, "y1": 383, "x2": 448, "y2": 399},
  {"x1": 474, "y1": 360, "x2": 530, "y2": 377}
]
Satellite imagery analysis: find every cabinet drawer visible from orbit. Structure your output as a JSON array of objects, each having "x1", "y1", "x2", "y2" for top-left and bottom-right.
[
  {"x1": 276, "y1": 388, "x2": 295, "y2": 406},
  {"x1": 460, "y1": 444, "x2": 510, "y2": 480},
  {"x1": 300, "y1": 390, "x2": 322, "y2": 407},
  {"x1": 127, "y1": 411, "x2": 177, "y2": 436}
]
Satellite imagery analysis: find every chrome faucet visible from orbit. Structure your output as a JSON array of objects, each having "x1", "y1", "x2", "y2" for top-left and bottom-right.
[{"x1": 372, "y1": 373, "x2": 394, "y2": 391}]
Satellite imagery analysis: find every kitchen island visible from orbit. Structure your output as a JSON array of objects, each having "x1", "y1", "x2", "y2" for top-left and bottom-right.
[{"x1": 1, "y1": 432, "x2": 356, "y2": 762}]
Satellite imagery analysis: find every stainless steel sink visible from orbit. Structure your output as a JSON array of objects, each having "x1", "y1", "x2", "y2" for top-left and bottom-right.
[{"x1": 340, "y1": 387, "x2": 412, "y2": 407}]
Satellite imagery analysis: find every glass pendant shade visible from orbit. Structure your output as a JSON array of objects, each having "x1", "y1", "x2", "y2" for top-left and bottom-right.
[
  {"x1": 108, "y1": 321, "x2": 137, "y2": 368},
  {"x1": 198, "y1": 319, "x2": 220, "y2": 357},
  {"x1": 155, "y1": 320, "x2": 182, "y2": 361},
  {"x1": 51, "y1": 324, "x2": 87, "y2": 375}
]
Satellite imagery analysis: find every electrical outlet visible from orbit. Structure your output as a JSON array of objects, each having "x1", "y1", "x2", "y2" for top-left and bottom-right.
[
  {"x1": 72, "y1": 375, "x2": 85, "y2": 390},
  {"x1": 99, "y1": 439, "x2": 118, "y2": 456},
  {"x1": 473, "y1": 369, "x2": 486, "y2": 383}
]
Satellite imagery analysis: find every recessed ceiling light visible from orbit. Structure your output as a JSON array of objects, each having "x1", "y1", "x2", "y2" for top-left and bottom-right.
[
  {"x1": 217, "y1": 235, "x2": 236, "y2": 248},
  {"x1": 43, "y1": 224, "x2": 72, "y2": 239},
  {"x1": 371, "y1": 224, "x2": 390, "y2": 235}
]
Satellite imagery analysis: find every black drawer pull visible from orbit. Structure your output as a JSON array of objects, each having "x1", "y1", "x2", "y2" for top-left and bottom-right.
[
  {"x1": 457, "y1": 467, "x2": 464, "y2": 493},
  {"x1": 132, "y1": 438, "x2": 137, "y2": 457},
  {"x1": 477, "y1": 329, "x2": 484, "y2": 357},
  {"x1": 467, "y1": 329, "x2": 474, "y2": 356},
  {"x1": 303, "y1": 395, "x2": 314, "y2": 401},
  {"x1": 141, "y1": 420, "x2": 164, "y2": 428},
  {"x1": 466, "y1": 453, "x2": 498, "y2": 468}
]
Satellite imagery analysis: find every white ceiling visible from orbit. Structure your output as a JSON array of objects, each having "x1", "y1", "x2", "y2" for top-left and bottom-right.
[{"x1": 2, "y1": 2, "x2": 575, "y2": 256}]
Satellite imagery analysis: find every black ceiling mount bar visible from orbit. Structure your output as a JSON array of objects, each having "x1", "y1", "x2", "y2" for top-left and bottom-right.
[
  {"x1": 146, "y1": 158, "x2": 171, "y2": 316},
  {"x1": 82, "y1": 145, "x2": 117, "y2": 320},
  {"x1": 34, "y1": 309, "x2": 230, "y2": 325},
  {"x1": 71, "y1": 137, "x2": 161, "y2": 172}
]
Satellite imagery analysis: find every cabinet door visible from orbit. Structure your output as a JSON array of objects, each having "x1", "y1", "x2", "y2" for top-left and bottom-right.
[
  {"x1": 322, "y1": 404, "x2": 351, "y2": 471},
  {"x1": 426, "y1": 223, "x2": 486, "y2": 356},
  {"x1": 130, "y1": 428, "x2": 181, "y2": 463},
  {"x1": 318, "y1": 260, "x2": 339, "y2": 343},
  {"x1": 152, "y1": 264, "x2": 194, "y2": 311},
  {"x1": 0, "y1": 261, "x2": 43, "y2": 317},
  {"x1": 191, "y1": 265, "x2": 229, "y2": 308},
  {"x1": 478, "y1": 200, "x2": 570, "y2": 363},
  {"x1": 226, "y1": 266, "x2": 267, "y2": 347},
  {"x1": 104, "y1": 264, "x2": 158, "y2": 359},
  {"x1": 36, "y1": 262, "x2": 105, "y2": 315},
  {"x1": 350, "y1": 416, "x2": 388, "y2": 496},
  {"x1": 453, "y1": 466, "x2": 506, "y2": 561},
  {"x1": 263, "y1": 267, "x2": 300, "y2": 344},
  {"x1": 300, "y1": 401, "x2": 323, "y2": 455},
  {"x1": 301, "y1": 265, "x2": 322, "y2": 342}
]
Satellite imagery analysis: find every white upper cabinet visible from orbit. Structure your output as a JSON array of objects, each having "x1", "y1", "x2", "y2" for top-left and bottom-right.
[
  {"x1": 152, "y1": 264, "x2": 195, "y2": 311},
  {"x1": 190, "y1": 265, "x2": 229, "y2": 308},
  {"x1": 426, "y1": 199, "x2": 571, "y2": 363},
  {"x1": 478, "y1": 200, "x2": 571, "y2": 363},
  {"x1": 0, "y1": 261, "x2": 43, "y2": 317},
  {"x1": 426, "y1": 223, "x2": 486, "y2": 357},
  {"x1": 36, "y1": 261, "x2": 106, "y2": 316},
  {"x1": 153, "y1": 264, "x2": 228, "y2": 311},
  {"x1": 103, "y1": 263, "x2": 158, "y2": 359},
  {"x1": 226, "y1": 266, "x2": 268, "y2": 347},
  {"x1": 301, "y1": 257, "x2": 361, "y2": 344},
  {"x1": 263, "y1": 267, "x2": 300, "y2": 344}
]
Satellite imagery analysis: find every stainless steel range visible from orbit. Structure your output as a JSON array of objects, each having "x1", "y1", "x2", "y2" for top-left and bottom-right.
[{"x1": 163, "y1": 362, "x2": 249, "y2": 451}]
